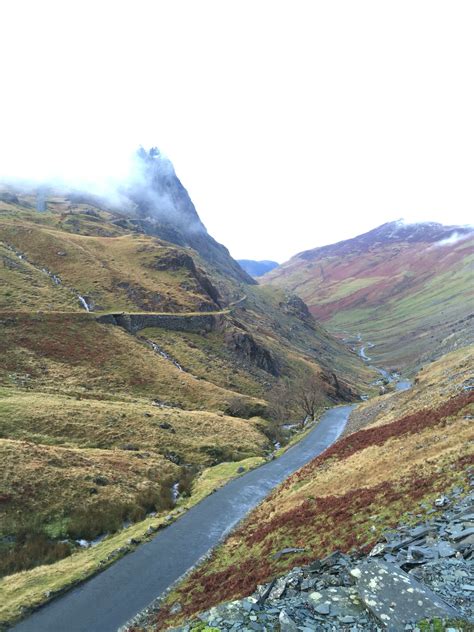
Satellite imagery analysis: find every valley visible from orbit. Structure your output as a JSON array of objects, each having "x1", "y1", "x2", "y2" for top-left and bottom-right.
[
  {"x1": 0, "y1": 163, "x2": 374, "y2": 630},
  {"x1": 0, "y1": 157, "x2": 472, "y2": 632}
]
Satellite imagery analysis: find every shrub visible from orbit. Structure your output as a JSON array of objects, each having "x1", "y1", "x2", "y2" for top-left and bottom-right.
[
  {"x1": 178, "y1": 466, "x2": 198, "y2": 498},
  {"x1": 0, "y1": 534, "x2": 72, "y2": 577}
]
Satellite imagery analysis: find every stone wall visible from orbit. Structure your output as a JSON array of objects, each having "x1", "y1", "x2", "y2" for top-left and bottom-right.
[{"x1": 96, "y1": 312, "x2": 221, "y2": 334}]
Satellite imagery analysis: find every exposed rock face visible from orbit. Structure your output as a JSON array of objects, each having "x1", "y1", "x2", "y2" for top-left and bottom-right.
[
  {"x1": 172, "y1": 481, "x2": 474, "y2": 630},
  {"x1": 224, "y1": 329, "x2": 280, "y2": 376},
  {"x1": 0, "y1": 191, "x2": 20, "y2": 205},
  {"x1": 321, "y1": 371, "x2": 356, "y2": 403},
  {"x1": 116, "y1": 148, "x2": 256, "y2": 285},
  {"x1": 280, "y1": 294, "x2": 314, "y2": 324},
  {"x1": 97, "y1": 311, "x2": 280, "y2": 376},
  {"x1": 148, "y1": 250, "x2": 222, "y2": 307}
]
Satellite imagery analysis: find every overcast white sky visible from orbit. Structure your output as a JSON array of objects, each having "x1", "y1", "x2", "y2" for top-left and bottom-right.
[{"x1": 0, "y1": 1, "x2": 473, "y2": 261}]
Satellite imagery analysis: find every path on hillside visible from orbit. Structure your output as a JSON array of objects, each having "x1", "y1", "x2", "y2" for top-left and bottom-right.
[{"x1": 12, "y1": 406, "x2": 355, "y2": 632}]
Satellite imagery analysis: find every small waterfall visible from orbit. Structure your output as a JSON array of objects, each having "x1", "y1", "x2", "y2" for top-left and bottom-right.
[
  {"x1": 172, "y1": 482, "x2": 180, "y2": 503},
  {"x1": 146, "y1": 339, "x2": 183, "y2": 371},
  {"x1": 42, "y1": 268, "x2": 62, "y2": 286},
  {"x1": 78, "y1": 295, "x2": 90, "y2": 312},
  {"x1": 4, "y1": 241, "x2": 94, "y2": 313}
]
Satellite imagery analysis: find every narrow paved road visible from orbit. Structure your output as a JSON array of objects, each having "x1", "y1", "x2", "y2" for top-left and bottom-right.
[{"x1": 12, "y1": 405, "x2": 354, "y2": 632}]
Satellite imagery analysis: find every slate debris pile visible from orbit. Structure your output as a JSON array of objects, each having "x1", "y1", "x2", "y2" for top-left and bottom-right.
[{"x1": 172, "y1": 478, "x2": 473, "y2": 631}]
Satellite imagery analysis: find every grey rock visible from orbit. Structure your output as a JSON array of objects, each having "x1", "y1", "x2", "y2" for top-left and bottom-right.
[
  {"x1": 369, "y1": 543, "x2": 386, "y2": 557},
  {"x1": 241, "y1": 599, "x2": 255, "y2": 612},
  {"x1": 268, "y1": 577, "x2": 287, "y2": 600},
  {"x1": 278, "y1": 609, "x2": 298, "y2": 632},
  {"x1": 355, "y1": 560, "x2": 462, "y2": 626},
  {"x1": 437, "y1": 541, "x2": 456, "y2": 557},
  {"x1": 452, "y1": 527, "x2": 474, "y2": 541},
  {"x1": 273, "y1": 547, "x2": 306, "y2": 560},
  {"x1": 407, "y1": 545, "x2": 437, "y2": 561},
  {"x1": 169, "y1": 601, "x2": 182, "y2": 615},
  {"x1": 314, "y1": 602, "x2": 330, "y2": 615}
]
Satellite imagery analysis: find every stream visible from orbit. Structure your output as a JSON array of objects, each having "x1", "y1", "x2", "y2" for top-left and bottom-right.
[
  {"x1": 351, "y1": 332, "x2": 412, "y2": 393},
  {"x1": 12, "y1": 405, "x2": 354, "y2": 632},
  {"x1": 3, "y1": 242, "x2": 92, "y2": 312}
]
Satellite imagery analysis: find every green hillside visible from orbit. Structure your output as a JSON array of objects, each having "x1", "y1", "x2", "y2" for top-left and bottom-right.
[{"x1": 263, "y1": 221, "x2": 474, "y2": 372}]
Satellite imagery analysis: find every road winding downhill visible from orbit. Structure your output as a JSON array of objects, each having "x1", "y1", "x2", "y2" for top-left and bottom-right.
[{"x1": 12, "y1": 405, "x2": 355, "y2": 632}]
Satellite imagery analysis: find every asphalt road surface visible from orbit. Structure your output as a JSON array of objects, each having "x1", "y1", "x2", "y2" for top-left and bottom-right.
[{"x1": 12, "y1": 404, "x2": 354, "y2": 632}]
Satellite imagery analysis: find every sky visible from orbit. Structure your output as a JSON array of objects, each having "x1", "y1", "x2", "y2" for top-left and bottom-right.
[{"x1": 0, "y1": 1, "x2": 473, "y2": 262}]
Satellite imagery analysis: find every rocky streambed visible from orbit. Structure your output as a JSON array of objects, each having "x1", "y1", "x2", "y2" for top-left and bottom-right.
[{"x1": 175, "y1": 477, "x2": 474, "y2": 631}]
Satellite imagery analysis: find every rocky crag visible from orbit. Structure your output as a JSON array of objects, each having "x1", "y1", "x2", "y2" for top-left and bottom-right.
[{"x1": 169, "y1": 479, "x2": 474, "y2": 631}]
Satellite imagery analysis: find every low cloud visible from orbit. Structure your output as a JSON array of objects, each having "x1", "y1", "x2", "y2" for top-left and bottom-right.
[
  {"x1": 433, "y1": 232, "x2": 472, "y2": 248},
  {"x1": 0, "y1": 146, "x2": 205, "y2": 234}
]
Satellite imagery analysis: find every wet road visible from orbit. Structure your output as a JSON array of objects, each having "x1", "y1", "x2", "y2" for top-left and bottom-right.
[{"x1": 12, "y1": 405, "x2": 355, "y2": 632}]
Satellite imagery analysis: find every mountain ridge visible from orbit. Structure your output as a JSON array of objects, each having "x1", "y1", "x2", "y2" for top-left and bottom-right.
[
  {"x1": 263, "y1": 219, "x2": 474, "y2": 372},
  {"x1": 285, "y1": 220, "x2": 473, "y2": 262}
]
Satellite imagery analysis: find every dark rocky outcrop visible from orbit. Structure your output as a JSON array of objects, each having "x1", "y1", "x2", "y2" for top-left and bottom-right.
[
  {"x1": 114, "y1": 148, "x2": 256, "y2": 285},
  {"x1": 280, "y1": 294, "x2": 314, "y2": 325},
  {"x1": 321, "y1": 371, "x2": 357, "y2": 403},
  {"x1": 224, "y1": 329, "x2": 280, "y2": 376},
  {"x1": 149, "y1": 250, "x2": 221, "y2": 307},
  {"x1": 0, "y1": 191, "x2": 20, "y2": 205}
]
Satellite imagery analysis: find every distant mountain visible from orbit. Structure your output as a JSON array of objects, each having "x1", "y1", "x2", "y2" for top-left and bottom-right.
[
  {"x1": 237, "y1": 259, "x2": 279, "y2": 277},
  {"x1": 263, "y1": 220, "x2": 474, "y2": 371}
]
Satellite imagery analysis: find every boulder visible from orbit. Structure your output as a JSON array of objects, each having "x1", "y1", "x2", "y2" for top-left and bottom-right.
[
  {"x1": 354, "y1": 560, "x2": 461, "y2": 628},
  {"x1": 278, "y1": 609, "x2": 298, "y2": 632}
]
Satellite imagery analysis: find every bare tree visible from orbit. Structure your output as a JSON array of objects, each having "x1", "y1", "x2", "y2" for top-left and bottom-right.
[
  {"x1": 267, "y1": 379, "x2": 292, "y2": 424},
  {"x1": 295, "y1": 373, "x2": 326, "y2": 427}
]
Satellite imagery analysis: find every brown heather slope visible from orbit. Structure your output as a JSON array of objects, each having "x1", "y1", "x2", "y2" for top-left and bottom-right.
[
  {"x1": 151, "y1": 346, "x2": 474, "y2": 629},
  {"x1": 263, "y1": 221, "x2": 474, "y2": 372}
]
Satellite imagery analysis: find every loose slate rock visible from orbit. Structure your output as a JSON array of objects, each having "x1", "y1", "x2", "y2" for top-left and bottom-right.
[
  {"x1": 278, "y1": 609, "x2": 298, "y2": 632},
  {"x1": 437, "y1": 541, "x2": 456, "y2": 558},
  {"x1": 355, "y1": 560, "x2": 462, "y2": 628},
  {"x1": 273, "y1": 547, "x2": 306, "y2": 560},
  {"x1": 314, "y1": 602, "x2": 330, "y2": 615}
]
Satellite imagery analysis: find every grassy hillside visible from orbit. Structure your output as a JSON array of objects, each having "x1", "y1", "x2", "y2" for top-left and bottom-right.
[
  {"x1": 0, "y1": 187, "x2": 373, "y2": 626},
  {"x1": 151, "y1": 346, "x2": 474, "y2": 629},
  {"x1": 0, "y1": 215, "x2": 221, "y2": 313},
  {"x1": 263, "y1": 221, "x2": 474, "y2": 372}
]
